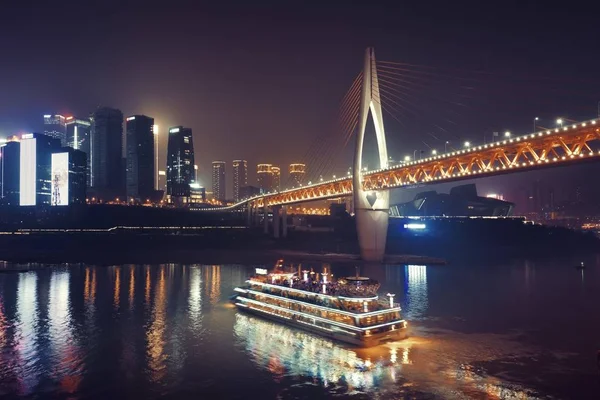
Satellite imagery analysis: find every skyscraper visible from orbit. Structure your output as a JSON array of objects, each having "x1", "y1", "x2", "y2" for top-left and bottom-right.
[
  {"x1": 43, "y1": 114, "x2": 67, "y2": 146},
  {"x1": 50, "y1": 147, "x2": 87, "y2": 206},
  {"x1": 19, "y1": 133, "x2": 62, "y2": 206},
  {"x1": 232, "y1": 160, "x2": 247, "y2": 201},
  {"x1": 257, "y1": 164, "x2": 273, "y2": 193},
  {"x1": 90, "y1": 107, "x2": 123, "y2": 200},
  {"x1": 212, "y1": 161, "x2": 226, "y2": 201},
  {"x1": 0, "y1": 139, "x2": 21, "y2": 205},
  {"x1": 289, "y1": 163, "x2": 306, "y2": 186},
  {"x1": 66, "y1": 116, "x2": 91, "y2": 185},
  {"x1": 126, "y1": 115, "x2": 155, "y2": 201},
  {"x1": 166, "y1": 126, "x2": 195, "y2": 201},
  {"x1": 271, "y1": 166, "x2": 281, "y2": 191}
]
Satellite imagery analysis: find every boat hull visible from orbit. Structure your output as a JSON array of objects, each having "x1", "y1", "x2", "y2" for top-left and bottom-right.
[{"x1": 235, "y1": 303, "x2": 408, "y2": 348}]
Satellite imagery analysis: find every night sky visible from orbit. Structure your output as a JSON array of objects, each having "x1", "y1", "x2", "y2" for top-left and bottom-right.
[{"x1": 2, "y1": 1, "x2": 600, "y2": 205}]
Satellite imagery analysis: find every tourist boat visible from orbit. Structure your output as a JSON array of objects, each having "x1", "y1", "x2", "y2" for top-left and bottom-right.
[{"x1": 233, "y1": 264, "x2": 408, "y2": 347}]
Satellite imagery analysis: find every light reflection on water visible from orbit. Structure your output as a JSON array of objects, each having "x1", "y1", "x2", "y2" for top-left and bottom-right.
[{"x1": 0, "y1": 261, "x2": 596, "y2": 399}]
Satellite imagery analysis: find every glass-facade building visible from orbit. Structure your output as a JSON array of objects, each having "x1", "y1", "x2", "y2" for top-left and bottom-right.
[
  {"x1": 126, "y1": 115, "x2": 155, "y2": 201},
  {"x1": 19, "y1": 133, "x2": 62, "y2": 206},
  {"x1": 43, "y1": 114, "x2": 67, "y2": 146},
  {"x1": 0, "y1": 140, "x2": 21, "y2": 205},
  {"x1": 66, "y1": 117, "x2": 91, "y2": 186},
  {"x1": 90, "y1": 107, "x2": 123, "y2": 200},
  {"x1": 166, "y1": 126, "x2": 195, "y2": 201}
]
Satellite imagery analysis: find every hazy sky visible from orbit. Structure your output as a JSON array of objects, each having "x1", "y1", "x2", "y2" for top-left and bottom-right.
[{"x1": 2, "y1": 1, "x2": 600, "y2": 199}]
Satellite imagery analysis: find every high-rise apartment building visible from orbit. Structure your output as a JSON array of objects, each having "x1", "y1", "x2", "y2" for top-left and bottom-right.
[
  {"x1": 43, "y1": 114, "x2": 67, "y2": 146},
  {"x1": 232, "y1": 160, "x2": 247, "y2": 201},
  {"x1": 212, "y1": 161, "x2": 226, "y2": 201},
  {"x1": 271, "y1": 166, "x2": 281, "y2": 192},
  {"x1": 257, "y1": 163, "x2": 273, "y2": 193},
  {"x1": 166, "y1": 126, "x2": 195, "y2": 201},
  {"x1": 90, "y1": 107, "x2": 123, "y2": 200},
  {"x1": 256, "y1": 164, "x2": 281, "y2": 193},
  {"x1": 66, "y1": 116, "x2": 91, "y2": 185},
  {"x1": 289, "y1": 163, "x2": 306, "y2": 186},
  {"x1": 126, "y1": 115, "x2": 155, "y2": 201}
]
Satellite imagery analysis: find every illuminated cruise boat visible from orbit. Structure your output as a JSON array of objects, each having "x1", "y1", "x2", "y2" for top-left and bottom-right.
[{"x1": 233, "y1": 263, "x2": 407, "y2": 347}]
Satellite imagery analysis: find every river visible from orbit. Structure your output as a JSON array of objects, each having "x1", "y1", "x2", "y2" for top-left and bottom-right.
[{"x1": 0, "y1": 258, "x2": 598, "y2": 399}]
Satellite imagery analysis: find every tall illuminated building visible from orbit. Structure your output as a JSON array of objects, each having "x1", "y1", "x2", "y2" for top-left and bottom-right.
[
  {"x1": 289, "y1": 163, "x2": 306, "y2": 186},
  {"x1": 50, "y1": 148, "x2": 87, "y2": 206},
  {"x1": 232, "y1": 160, "x2": 247, "y2": 201},
  {"x1": 257, "y1": 164, "x2": 273, "y2": 193},
  {"x1": 125, "y1": 115, "x2": 155, "y2": 201},
  {"x1": 90, "y1": 107, "x2": 123, "y2": 200},
  {"x1": 43, "y1": 114, "x2": 67, "y2": 146},
  {"x1": 166, "y1": 126, "x2": 195, "y2": 201},
  {"x1": 19, "y1": 133, "x2": 61, "y2": 206},
  {"x1": 65, "y1": 116, "x2": 91, "y2": 185},
  {"x1": 0, "y1": 139, "x2": 21, "y2": 205},
  {"x1": 271, "y1": 166, "x2": 281, "y2": 191},
  {"x1": 212, "y1": 161, "x2": 226, "y2": 201}
]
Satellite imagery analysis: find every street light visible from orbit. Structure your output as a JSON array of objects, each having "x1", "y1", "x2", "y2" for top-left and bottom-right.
[
  {"x1": 556, "y1": 118, "x2": 563, "y2": 127},
  {"x1": 464, "y1": 141, "x2": 470, "y2": 148},
  {"x1": 445, "y1": 141, "x2": 450, "y2": 153},
  {"x1": 505, "y1": 131, "x2": 511, "y2": 137},
  {"x1": 413, "y1": 150, "x2": 418, "y2": 160},
  {"x1": 404, "y1": 155, "x2": 411, "y2": 162},
  {"x1": 431, "y1": 149, "x2": 437, "y2": 155},
  {"x1": 533, "y1": 117, "x2": 539, "y2": 132}
]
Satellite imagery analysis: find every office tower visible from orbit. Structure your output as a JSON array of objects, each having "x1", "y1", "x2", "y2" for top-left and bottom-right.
[
  {"x1": 166, "y1": 126, "x2": 195, "y2": 201},
  {"x1": 0, "y1": 139, "x2": 21, "y2": 205},
  {"x1": 65, "y1": 116, "x2": 91, "y2": 186},
  {"x1": 232, "y1": 160, "x2": 247, "y2": 201},
  {"x1": 212, "y1": 161, "x2": 226, "y2": 201},
  {"x1": 43, "y1": 114, "x2": 67, "y2": 146},
  {"x1": 271, "y1": 166, "x2": 281, "y2": 191},
  {"x1": 90, "y1": 107, "x2": 123, "y2": 200},
  {"x1": 257, "y1": 163, "x2": 273, "y2": 193},
  {"x1": 50, "y1": 148, "x2": 87, "y2": 206},
  {"x1": 289, "y1": 163, "x2": 306, "y2": 186},
  {"x1": 19, "y1": 133, "x2": 62, "y2": 206},
  {"x1": 125, "y1": 115, "x2": 155, "y2": 201}
]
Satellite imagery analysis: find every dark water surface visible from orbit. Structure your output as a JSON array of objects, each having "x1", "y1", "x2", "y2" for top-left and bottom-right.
[{"x1": 0, "y1": 258, "x2": 599, "y2": 399}]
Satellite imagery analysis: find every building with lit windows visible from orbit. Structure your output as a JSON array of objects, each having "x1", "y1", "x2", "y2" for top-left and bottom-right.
[
  {"x1": 289, "y1": 163, "x2": 306, "y2": 186},
  {"x1": 166, "y1": 126, "x2": 195, "y2": 202},
  {"x1": 271, "y1": 166, "x2": 281, "y2": 191},
  {"x1": 126, "y1": 115, "x2": 155, "y2": 202},
  {"x1": 43, "y1": 114, "x2": 67, "y2": 146},
  {"x1": 212, "y1": 161, "x2": 226, "y2": 201},
  {"x1": 90, "y1": 107, "x2": 124, "y2": 201},
  {"x1": 51, "y1": 147, "x2": 87, "y2": 206},
  {"x1": 19, "y1": 133, "x2": 62, "y2": 206},
  {"x1": 232, "y1": 160, "x2": 247, "y2": 202},
  {"x1": 0, "y1": 139, "x2": 21, "y2": 205},
  {"x1": 66, "y1": 116, "x2": 91, "y2": 185},
  {"x1": 257, "y1": 164, "x2": 281, "y2": 193}
]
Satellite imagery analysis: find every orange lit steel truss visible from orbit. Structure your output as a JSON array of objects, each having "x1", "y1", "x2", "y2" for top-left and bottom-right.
[{"x1": 252, "y1": 119, "x2": 600, "y2": 207}]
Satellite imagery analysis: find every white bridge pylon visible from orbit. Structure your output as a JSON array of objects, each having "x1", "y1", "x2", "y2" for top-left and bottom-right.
[{"x1": 353, "y1": 47, "x2": 390, "y2": 262}]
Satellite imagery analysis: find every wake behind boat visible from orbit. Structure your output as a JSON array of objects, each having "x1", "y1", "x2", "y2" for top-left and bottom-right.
[{"x1": 232, "y1": 261, "x2": 407, "y2": 347}]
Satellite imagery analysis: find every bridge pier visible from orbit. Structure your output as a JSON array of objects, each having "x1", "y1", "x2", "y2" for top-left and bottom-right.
[
  {"x1": 263, "y1": 203, "x2": 269, "y2": 234},
  {"x1": 246, "y1": 203, "x2": 252, "y2": 227},
  {"x1": 273, "y1": 205, "x2": 281, "y2": 238},
  {"x1": 353, "y1": 47, "x2": 389, "y2": 262},
  {"x1": 282, "y1": 205, "x2": 288, "y2": 238}
]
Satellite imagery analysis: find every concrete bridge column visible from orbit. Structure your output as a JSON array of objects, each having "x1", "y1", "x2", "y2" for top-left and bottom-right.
[
  {"x1": 246, "y1": 203, "x2": 252, "y2": 227},
  {"x1": 273, "y1": 205, "x2": 281, "y2": 238},
  {"x1": 353, "y1": 47, "x2": 389, "y2": 262},
  {"x1": 282, "y1": 205, "x2": 288, "y2": 238},
  {"x1": 263, "y1": 203, "x2": 269, "y2": 234}
]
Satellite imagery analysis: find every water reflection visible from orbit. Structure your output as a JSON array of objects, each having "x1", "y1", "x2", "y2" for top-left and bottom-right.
[
  {"x1": 114, "y1": 266, "x2": 121, "y2": 310},
  {"x1": 188, "y1": 266, "x2": 203, "y2": 336},
  {"x1": 129, "y1": 265, "x2": 135, "y2": 311},
  {"x1": 16, "y1": 272, "x2": 39, "y2": 395},
  {"x1": 233, "y1": 313, "x2": 402, "y2": 391},
  {"x1": 147, "y1": 266, "x2": 167, "y2": 383},
  {"x1": 404, "y1": 265, "x2": 428, "y2": 320}
]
